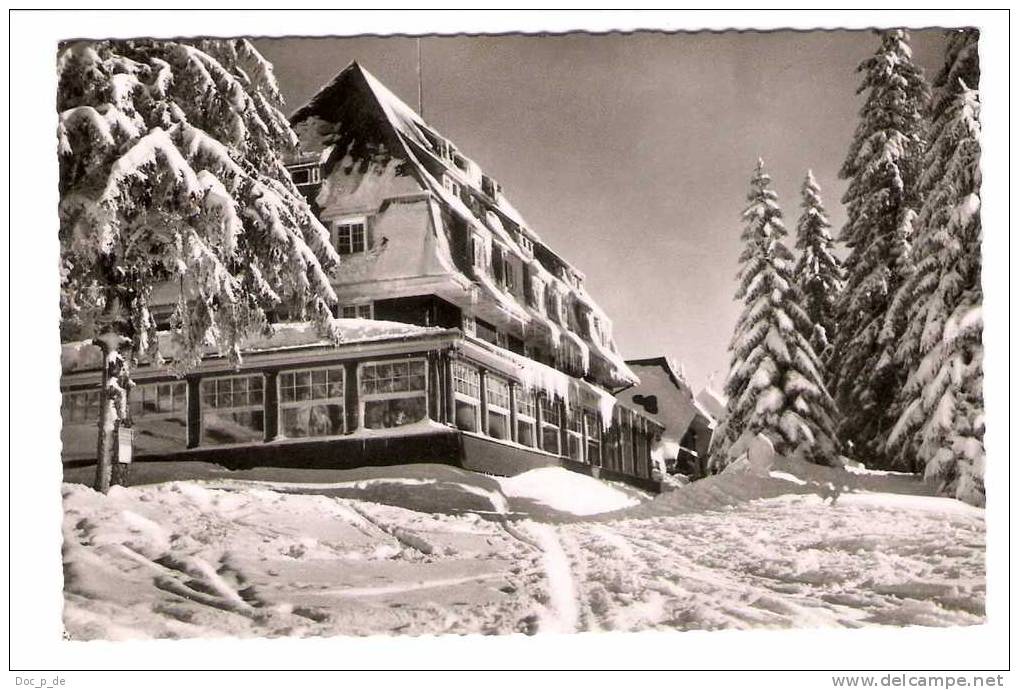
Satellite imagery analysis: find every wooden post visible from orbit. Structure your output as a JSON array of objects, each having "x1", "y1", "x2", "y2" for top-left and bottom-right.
[
  {"x1": 444, "y1": 353, "x2": 456, "y2": 426},
  {"x1": 580, "y1": 408, "x2": 589, "y2": 465},
  {"x1": 478, "y1": 369, "x2": 489, "y2": 436},
  {"x1": 344, "y1": 361, "x2": 360, "y2": 433},
  {"x1": 535, "y1": 394, "x2": 545, "y2": 452},
  {"x1": 562, "y1": 397, "x2": 570, "y2": 456},
  {"x1": 508, "y1": 382, "x2": 519, "y2": 444},
  {"x1": 186, "y1": 374, "x2": 202, "y2": 449},
  {"x1": 428, "y1": 352, "x2": 442, "y2": 422},
  {"x1": 264, "y1": 370, "x2": 279, "y2": 441}
]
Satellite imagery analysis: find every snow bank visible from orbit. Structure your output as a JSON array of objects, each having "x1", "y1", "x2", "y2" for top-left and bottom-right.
[{"x1": 495, "y1": 467, "x2": 640, "y2": 516}]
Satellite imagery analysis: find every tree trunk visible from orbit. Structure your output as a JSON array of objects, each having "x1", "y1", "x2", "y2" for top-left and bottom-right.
[{"x1": 92, "y1": 334, "x2": 132, "y2": 494}]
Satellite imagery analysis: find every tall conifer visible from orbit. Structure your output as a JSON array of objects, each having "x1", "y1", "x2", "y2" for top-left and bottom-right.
[
  {"x1": 829, "y1": 29, "x2": 930, "y2": 466},
  {"x1": 710, "y1": 160, "x2": 839, "y2": 470}
]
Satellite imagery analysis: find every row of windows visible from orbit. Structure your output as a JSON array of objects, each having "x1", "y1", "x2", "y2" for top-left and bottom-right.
[
  {"x1": 449, "y1": 360, "x2": 607, "y2": 460},
  {"x1": 60, "y1": 359, "x2": 430, "y2": 457},
  {"x1": 61, "y1": 359, "x2": 641, "y2": 469},
  {"x1": 335, "y1": 302, "x2": 373, "y2": 320},
  {"x1": 62, "y1": 381, "x2": 190, "y2": 424}
]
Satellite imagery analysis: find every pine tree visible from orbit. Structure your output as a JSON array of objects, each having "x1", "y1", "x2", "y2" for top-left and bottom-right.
[
  {"x1": 793, "y1": 171, "x2": 843, "y2": 355},
  {"x1": 709, "y1": 160, "x2": 840, "y2": 471},
  {"x1": 57, "y1": 39, "x2": 340, "y2": 492},
  {"x1": 886, "y1": 29, "x2": 983, "y2": 505},
  {"x1": 828, "y1": 29, "x2": 930, "y2": 466}
]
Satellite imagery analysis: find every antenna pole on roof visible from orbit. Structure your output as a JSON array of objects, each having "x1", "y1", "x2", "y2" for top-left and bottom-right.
[{"x1": 416, "y1": 37, "x2": 424, "y2": 118}]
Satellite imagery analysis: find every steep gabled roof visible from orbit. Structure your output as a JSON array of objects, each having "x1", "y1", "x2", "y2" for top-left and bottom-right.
[{"x1": 290, "y1": 61, "x2": 638, "y2": 388}]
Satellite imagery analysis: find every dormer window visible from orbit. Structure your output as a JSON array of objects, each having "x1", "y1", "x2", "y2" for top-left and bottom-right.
[
  {"x1": 335, "y1": 218, "x2": 367, "y2": 256},
  {"x1": 491, "y1": 245, "x2": 505, "y2": 285},
  {"x1": 545, "y1": 290, "x2": 560, "y2": 323},
  {"x1": 529, "y1": 276, "x2": 544, "y2": 311},
  {"x1": 518, "y1": 234, "x2": 533, "y2": 256},
  {"x1": 481, "y1": 175, "x2": 500, "y2": 199},
  {"x1": 442, "y1": 175, "x2": 462, "y2": 199},
  {"x1": 471, "y1": 233, "x2": 487, "y2": 270},
  {"x1": 289, "y1": 163, "x2": 321, "y2": 187}
]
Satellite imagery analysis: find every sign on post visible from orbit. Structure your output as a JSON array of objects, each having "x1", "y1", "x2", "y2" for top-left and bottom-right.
[{"x1": 117, "y1": 426, "x2": 133, "y2": 464}]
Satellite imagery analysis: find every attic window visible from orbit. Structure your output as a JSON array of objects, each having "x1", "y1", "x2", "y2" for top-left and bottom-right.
[
  {"x1": 418, "y1": 126, "x2": 442, "y2": 151},
  {"x1": 481, "y1": 175, "x2": 500, "y2": 198},
  {"x1": 442, "y1": 175, "x2": 462, "y2": 199},
  {"x1": 289, "y1": 164, "x2": 321, "y2": 187},
  {"x1": 518, "y1": 234, "x2": 533, "y2": 255},
  {"x1": 470, "y1": 233, "x2": 487, "y2": 270},
  {"x1": 335, "y1": 218, "x2": 367, "y2": 256},
  {"x1": 453, "y1": 154, "x2": 468, "y2": 172}
]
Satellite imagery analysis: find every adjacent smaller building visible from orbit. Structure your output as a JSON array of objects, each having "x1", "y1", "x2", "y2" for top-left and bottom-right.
[{"x1": 616, "y1": 357, "x2": 717, "y2": 478}]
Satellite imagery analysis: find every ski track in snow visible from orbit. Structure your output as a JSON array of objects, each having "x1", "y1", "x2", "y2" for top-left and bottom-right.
[{"x1": 61, "y1": 473, "x2": 985, "y2": 640}]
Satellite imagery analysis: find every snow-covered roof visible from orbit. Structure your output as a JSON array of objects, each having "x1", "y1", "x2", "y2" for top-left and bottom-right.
[
  {"x1": 289, "y1": 61, "x2": 639, "y2": 390},
  {"x1": 695, "y1": 385, "x2": 727, "y2": 423},
  {"x1": 61, "y1": 319, "x2": 450, "y2": 374}
]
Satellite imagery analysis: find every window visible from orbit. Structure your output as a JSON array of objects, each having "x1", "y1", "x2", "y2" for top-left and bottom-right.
[
  {"x1": 558, "y1": 340, "x2": 585, "y2": 376},
  {"x1": 442, "y1": 175, "x2": 462, "y2": 199},
  {"x1": 200, "y1": 374, "x2": 265, "y2": 445},
  {"x1": 290, "y1": 164, "x2": 321, "y2": 186},
  {"x1": 471, "y1": 233, "x2": 487, "y2": 270},
  {"x1": 60, "y1": 389, "x2": 102, "y2": 461},
  {"x1": 336, "y1": 219, "x2": 367, "y2": 255},
  {"x1": 62, "y1": 389, "x2": 101, "y2": 425},
  {"x1": 338, "y1": 303, "x2": 373, "y2": 320},
  {"x1": 452, "y1": 361, "x2": 481, "y2": 433},
  {"x1": 129, "y1": 381, "x2": 188, "y2": 455},
  {"x1": 620, "y1": 412, "x2": 634, "y2": 475},
  {"x1": 360, "y1": 359, "x2": 428, "y2": 430},
  {"x1": 566, "y1": 407, "x2": 584, "y2": 461},
  {"x1": 585, "y1": 409, "x2": 602, "y2": 466},
  {"x1": 481, "y1": 175, "x2": 500, "y2": 198},
  {"x1": 279, "y1": 367, "x2": 345, "y2": 439},
  {"x1": 486, "y1": 375, "x2": 511, "y2": 441},
  {"x1": 503, "y1": 257, "x2": 516, "y2": 292},
  {"x1": 681, "y1": 426, "x2": 698, "y2": 452},
  {"x1": 516, "y1": 388, "x2": 537, "y2": 448},
  {"x1": 492, "y1": 245, "x2": 505, "y2": 285},
  {"x1": 530, "y1": 276, "x2": 544, "y2": 311},
  {"x1": 518, "y1": 233, "x2": 533, "y2": 255},
  {"x1": 475, "y1": 318, "x2": 499, "y2": 347},
  {"x1": 545, "y1": 289, "x2": 559, "y2": 322},
  {"x1": 540, "y1": 395, "x2": 561, "y2": 455}
]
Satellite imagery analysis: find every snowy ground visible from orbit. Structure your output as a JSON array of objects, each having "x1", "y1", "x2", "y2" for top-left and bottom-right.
[{"x1": 62, "y1": 457, "x2": 985, "y2": 640}]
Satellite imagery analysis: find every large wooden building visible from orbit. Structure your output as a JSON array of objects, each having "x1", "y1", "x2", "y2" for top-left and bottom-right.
[{"x1": 59, "y1": 62, "x2": 664, "y2": 490}]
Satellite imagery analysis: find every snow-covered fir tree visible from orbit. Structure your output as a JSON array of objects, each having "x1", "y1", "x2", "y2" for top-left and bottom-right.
[
  {"x1": 793, "y1": 170, "x2": 843, "y2": 355},
  {"x1": 885, "y1": 29, "x2": 983, "y2": 505},
  {"x1": 57, "y1": 39, "x2": 340, "y2": 491},
  {"x1": 708, "y1": 160, "x2": 840, "y2": 471},
  {"x1": 828, "y1": 29, "x2": 930, "y2": 466}
]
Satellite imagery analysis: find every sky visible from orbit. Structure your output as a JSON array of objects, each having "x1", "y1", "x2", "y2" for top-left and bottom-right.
[{"x1": 254, "y1": 29, "x2": 948, "y2": 392}]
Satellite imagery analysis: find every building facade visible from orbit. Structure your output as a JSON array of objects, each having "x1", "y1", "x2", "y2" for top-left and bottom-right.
[
  {"x1": 59, "y1": 62, "x2": 663, "y2": 491},
  {"x1": 617, "y1": 357, "x2": 716, "y2": 478}
]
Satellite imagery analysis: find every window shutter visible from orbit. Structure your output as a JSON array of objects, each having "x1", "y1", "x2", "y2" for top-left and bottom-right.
[{"x1": 365, "y1": 216, "x2": 375, "y2": 250}]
